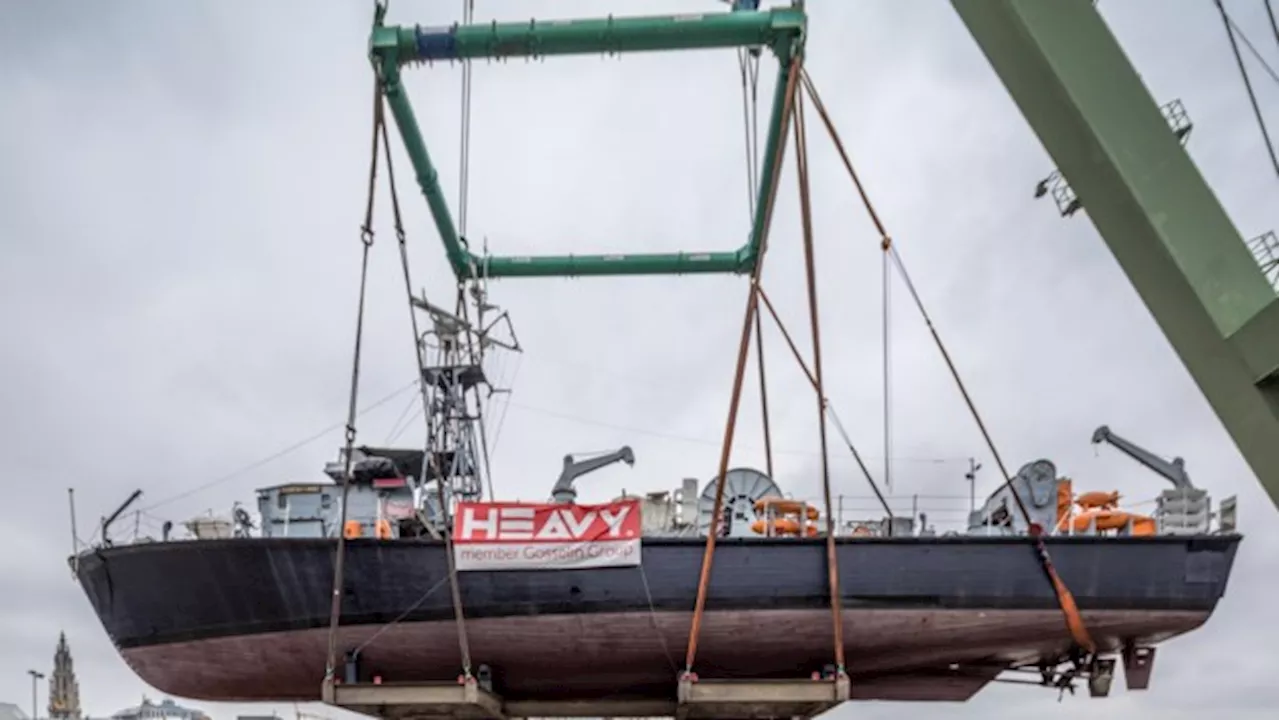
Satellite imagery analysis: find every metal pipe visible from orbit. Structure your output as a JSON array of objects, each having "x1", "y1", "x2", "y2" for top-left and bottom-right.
[
  {"x1": 481, "y1": 251, "x2": 745, "y2": 278},
  {"x1": 371, "y1": 8, "x2": 805, "y2": 64},
  {"x1": 754, "y1": 310, "x2": 774, "y2": 479},
  {"x1": 67, "y1": 488, "x2": 79, "y2": 574},
  {"x1": 379, "y1": 65, "x2": 471, "y2": 277},
  {"x1": 371, "y1": 8, "x2": 805, "y2": 280}
]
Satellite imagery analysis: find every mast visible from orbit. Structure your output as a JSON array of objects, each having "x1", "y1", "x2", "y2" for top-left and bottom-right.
[
  {"x1": 406, "y1": 285, "x2": 519, "y2": 522},
  {"x1": 415, "y1": 295, "x2": 487, "y2": 510}
]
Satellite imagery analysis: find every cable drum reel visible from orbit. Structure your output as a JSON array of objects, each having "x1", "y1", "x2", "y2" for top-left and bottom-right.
[{"x1": 695, "y1": 467, "x2": 784, "y2": 538}]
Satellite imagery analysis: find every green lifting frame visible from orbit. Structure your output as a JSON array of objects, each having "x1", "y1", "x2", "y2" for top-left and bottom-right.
[
  {"x1": 953, "y1": 0, "x2": 1279, "y2": 504},
  {"x1": 369, "y1": 5, "x2": 807, "y2": 279}
]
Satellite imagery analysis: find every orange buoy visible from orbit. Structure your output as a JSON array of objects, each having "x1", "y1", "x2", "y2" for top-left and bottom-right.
[
  {"x1": 1131, "y1": 516, "x2": 1157, "y2": 536},
  {"x1": 753, "y1": 497, "x2": 820, "y2": 520},
  {"x1": 1069, "y1": 508, "x2": 1152, "y2": 533},
  {"x1": 1075, "y1": 490, "x2": 1121, "y2": 509},
  {"x1": 750, "y1": 518, "x2": 819, "y2": 537}
]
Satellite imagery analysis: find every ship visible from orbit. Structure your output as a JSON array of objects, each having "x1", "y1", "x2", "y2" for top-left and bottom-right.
[
  {"x1": 70, "y1": 2, "x2": 1250, "y2": 718},
  {"x1": 74, "y1": 443, "x2": 1241, "y2": 709}
]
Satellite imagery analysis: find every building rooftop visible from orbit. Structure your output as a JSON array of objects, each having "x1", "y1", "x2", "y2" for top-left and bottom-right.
[
  {"x1": 0, "y1": 703, "x2": 30, "y2": 720},
  {"x1": 110, "y1": 699, "x2": 207, "y2": 720}
]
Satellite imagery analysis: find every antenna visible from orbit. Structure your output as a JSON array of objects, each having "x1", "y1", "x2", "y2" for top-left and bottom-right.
[
  {"x1": 67, "y1": 488, "x2": 79, "y2": 576},
  {"x1": 964, "y1": 458, "x2": 983, "y2": 514}
]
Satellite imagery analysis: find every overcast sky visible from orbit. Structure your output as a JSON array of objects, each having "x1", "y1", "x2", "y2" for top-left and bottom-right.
[{"x1": 0, "y1": 0, "x2": 1276, "y2": 719}]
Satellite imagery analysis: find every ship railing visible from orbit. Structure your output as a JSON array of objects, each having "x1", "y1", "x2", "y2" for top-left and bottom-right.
[
  {"x1": 781, "y1": 492, "x2": 984, "y2": 537},
  {"x1": 786, "y1": 490, "x2": 1238, "y2": 538},
  {"x1": 109, "y1": 488, "x2": 1239, "y2": 547},
  {"x1": 97, "y1": 507, "x2": 253, "y2": 547}
]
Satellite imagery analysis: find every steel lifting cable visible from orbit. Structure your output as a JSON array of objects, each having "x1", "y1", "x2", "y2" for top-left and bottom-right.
[
  {"x1": 452, "y1": 0, "x2": 500, "y2": 503},
  {"x1": 684, "y1": 56, "x2": 801, "y2": 677},
  {"x1": 755, "y1": 285, "x2": 895, "y2": 522},
  {"x1": 737, "y1": 50, "x2": 890, "y2": 525},
  {"x1": 136, "y1": 380, "x2": 417, "y2": 515},
  {"x1": 1212, "y1": 0, "x2": 1279, "y2": 174},
  {"x1": 792, "y1": 82, "x2": 847, "y2": 675},
  {"x1": 882, "y1": 236, "x2": 893, "y2": 492},
  {"x1": 885, "y1": 246, "x2": 1093, "y2": 653},
  {"x1": 739, "y1": 44, "x2": 774, "y2": 479},
  {"x1": 754, "y1": 309, "x2": 774, "y2": 478},
  {"x1": 378, "y1": 95, "x2": 476, "y2": 678},
  {"x1": 798, "y1": 68, "x2": 1096, "y2": 654},
  {"x1": 458, "y1": 0, "x2": 475, "y2": 235},
  {"x1": 737, "y1": 47, "x2": 761, "y2": 219},
  {"x1": 323, "y1": 81, "x2": 384, "y2": 684}
]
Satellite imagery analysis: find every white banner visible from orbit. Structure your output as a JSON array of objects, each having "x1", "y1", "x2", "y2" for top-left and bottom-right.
[{"x1": 451, "y1": 499, "x2": 642, "y2": 571}]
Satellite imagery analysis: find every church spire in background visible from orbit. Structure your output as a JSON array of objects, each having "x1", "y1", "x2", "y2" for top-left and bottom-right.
[{"x1": 48, "y1": 632, "x2": 82, "y2": 720}]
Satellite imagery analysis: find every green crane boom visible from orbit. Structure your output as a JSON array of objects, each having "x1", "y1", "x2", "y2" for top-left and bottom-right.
[{"x1": 952, "y1": 0, "x2": 1278, "y2": 505}]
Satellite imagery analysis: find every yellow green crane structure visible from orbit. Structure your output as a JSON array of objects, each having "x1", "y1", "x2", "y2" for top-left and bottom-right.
[{"x1": 952, "y1": 0, "x2": 1277, "y2": 505}]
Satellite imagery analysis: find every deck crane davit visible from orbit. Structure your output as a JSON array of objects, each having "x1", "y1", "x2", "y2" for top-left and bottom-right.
[
  {"x1": 1091, "y1": 425, "x2": 1194, "y2": 492},
  {"x1": 1087, "y1": 425, "x2": 1224, "y2": 536},
  {"x1": 550, "y1": 447, "x2": 636, "y2": 504}
]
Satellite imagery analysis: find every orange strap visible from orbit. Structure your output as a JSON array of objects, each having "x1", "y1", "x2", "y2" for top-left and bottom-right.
[
  {"x1": 799, "y1": 66, "x2": 1095, "y2": 658},
  {"x1": 684, "y1": 57, "x2": 804, "y2": 675},
  {"x1": 1031, "y1": 528, "x2": 1095, "y2": 652}
]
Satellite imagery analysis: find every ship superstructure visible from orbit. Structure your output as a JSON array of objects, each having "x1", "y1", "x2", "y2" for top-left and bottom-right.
[{"x1": 243, "y1": 442, "x2": 1229, "y2": 545}]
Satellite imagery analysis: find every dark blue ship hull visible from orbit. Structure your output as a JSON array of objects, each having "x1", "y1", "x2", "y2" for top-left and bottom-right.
[{"x1": 73, "y1": 534, "x2": 1239, "y2": 703}]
